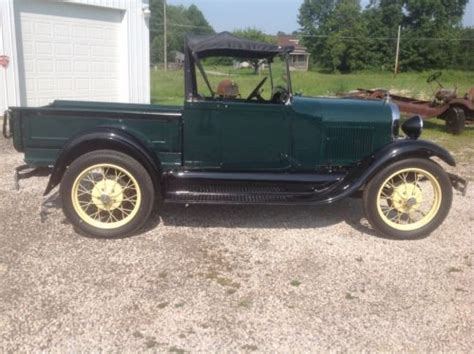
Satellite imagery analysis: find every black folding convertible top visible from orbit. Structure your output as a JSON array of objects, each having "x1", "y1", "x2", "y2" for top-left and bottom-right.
[
  {"x1": 184, "y1": 32, "x2": 294, "y2": 99},
  {"x1": 186, "y1": 31, "x2": 293, "y2": 59}
]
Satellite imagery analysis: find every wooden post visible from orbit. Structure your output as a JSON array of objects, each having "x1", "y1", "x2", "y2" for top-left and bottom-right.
[
  {"x1": 394, "y1": 25, "x2": 401, "y2": 77},
  {"x1": 163, "y1": 0, "x2": 167, "y2": 72}
]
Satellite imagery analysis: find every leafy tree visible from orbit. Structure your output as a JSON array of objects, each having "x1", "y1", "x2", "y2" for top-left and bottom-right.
[
  {"x1": 186, "y1": 4, "x2": 213, "y2": 30},
  {"x1": 149, "y1": 1, "x2": 214, "y2": 64},
  {"x1": 399, "y1": 0, "x2": 469, "y2": 70},
  {"x1": 326, "y1": 0, "x2": 370, "y2": 72},
  {"x1": 363, "y1": 0, "x2": 404, "y2": 70},
  {"x1": 299, "y1": 0, "x2": 370, "y2": 72},
  {"x1": 454, "y1": 27, "x2": 474, "y2": 70},
  {"x1": 298, "y1": 0, "x2": 336, "y2": 69},
  {"x1": 299, "y1": 0, "x2": 470, "y2": 72}
]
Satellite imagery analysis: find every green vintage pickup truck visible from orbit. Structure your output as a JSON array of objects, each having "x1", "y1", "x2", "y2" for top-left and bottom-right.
[{"x1": 3, "y1": 32, "x2": 467, "y2": 239}]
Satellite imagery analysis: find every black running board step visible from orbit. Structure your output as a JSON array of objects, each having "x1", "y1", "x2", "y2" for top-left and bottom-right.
[
  {"x1": 164, "y1": 191, "x2": 313, "y2": 205},
  {"x1": 165, "y1": 171, "x2": 345, "y2": 183},
  {"x1": 165, "y1": 181, "x2": 317, "y2": 195}
]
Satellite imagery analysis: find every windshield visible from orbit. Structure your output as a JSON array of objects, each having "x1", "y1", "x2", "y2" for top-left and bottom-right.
[{"x1": 196, "y1": 55, "x2": 292, "y2": 101}]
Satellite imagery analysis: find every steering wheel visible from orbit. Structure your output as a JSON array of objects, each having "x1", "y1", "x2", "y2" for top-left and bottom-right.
[
  {"x1": 247, "y1": 77, "x2": 268, "y2": 101},
  {"x1": 427, "y1": 71, "x2": 442, "y2": 84}
]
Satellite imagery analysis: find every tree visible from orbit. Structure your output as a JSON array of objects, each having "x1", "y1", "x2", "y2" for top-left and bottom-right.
[
  {"x1": 298, "y1": 0, "x2": 336, "y2": 70},
  {"x1": 299, "y1": 0, "x2": 471, "y2": 72},
  {"x1": 454, "y1": 27, "x2": 474, "y2": 70},
  {"x1": 326, "y1": 0, "x2": 370, "y2": 72},
  {"x1": 399, "y1": 0, "x2": 469, "y2": 70},
  {"x1": 299, "y1": 0, "x2": 370, "y2": 72},
  {"x1": 186, "y1": 4, "x2": 213, "y2": 31},
  {"x1": 363, "y1": 0, "x2": 404, "y2": 70},
  {"x1": 149, "y1": 1, "x2": 214, "y2": 64}
]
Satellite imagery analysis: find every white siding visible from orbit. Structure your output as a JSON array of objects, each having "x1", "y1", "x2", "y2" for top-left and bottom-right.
[
  {"x1": 0, "y1": 0, "x2": 150, "y2": 112},
  {"x1": 0, "y1": 0, "x2": 22, "y2": 113}
]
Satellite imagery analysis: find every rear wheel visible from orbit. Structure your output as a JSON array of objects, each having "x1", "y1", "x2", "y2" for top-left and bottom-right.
[
  {"x1": 444, "y1": 107, "x2": 465, "y2": 135},
  {"x1": 61, "y1": 150, "x2": 155, "y2": 238},
  {"x1": 363, "y1": 158, "x2": 452, "y2": 239}
]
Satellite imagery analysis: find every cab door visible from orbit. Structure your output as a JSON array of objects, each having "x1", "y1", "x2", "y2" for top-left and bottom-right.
[
  {"x1": 183, "y1": 101, "x2": 291, "y2": 171},
  {"x1": 216, "y1": 101, "x2": 290, "y2": 170}
]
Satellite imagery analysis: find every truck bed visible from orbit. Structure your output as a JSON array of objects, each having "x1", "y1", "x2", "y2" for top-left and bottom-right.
[{"x1": 8, "y1": 100, "x2": 183, "y2": 169}]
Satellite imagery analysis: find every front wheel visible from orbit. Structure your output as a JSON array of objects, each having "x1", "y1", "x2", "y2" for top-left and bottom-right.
[
  {"x1": 60, "y1": 150, "x2": 156, "y2": 238},
  {"x1": 363, "y1": 158, "x2": 453, "y2": 239}
]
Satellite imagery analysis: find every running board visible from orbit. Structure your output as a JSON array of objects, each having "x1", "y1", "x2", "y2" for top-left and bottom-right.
[
  {"x1": 164, "y1": 183, "x2": 314, "y2": 205},
  {"x1": 164, "y1": 171, "x2": 345, "y2": 183},
  {"x1": 165, "y1": 191, "x2": 305, "y2": 205},
  {"x1": 162, "y1": 174, "x2": 344, "y2": 205}
]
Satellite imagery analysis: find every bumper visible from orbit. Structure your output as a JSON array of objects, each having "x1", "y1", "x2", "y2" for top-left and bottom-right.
[
  {"x1": 448, "y1": 173, "x2": 468, "y2": 196},
  {"x1": 2, "y1": 110, "x2": 12, "y2": 139}
]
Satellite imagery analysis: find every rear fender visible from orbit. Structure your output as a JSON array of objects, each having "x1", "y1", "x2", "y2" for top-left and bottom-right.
[{"x1": 44, "y1": 127, "x2": 161, "y2": 195}]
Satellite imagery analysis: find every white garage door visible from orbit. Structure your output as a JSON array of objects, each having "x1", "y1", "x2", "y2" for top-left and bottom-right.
[{"x1": 16, "y1": 1, "x2": 126, "y2": 106}]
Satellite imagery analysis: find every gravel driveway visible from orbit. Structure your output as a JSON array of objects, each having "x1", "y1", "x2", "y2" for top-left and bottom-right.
[{"x1": 0, "y1": 137, "x2": 472, "y2": 352}]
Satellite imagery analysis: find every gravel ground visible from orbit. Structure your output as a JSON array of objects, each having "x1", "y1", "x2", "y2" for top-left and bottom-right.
[{"x1": 0, "y1": 137, "x2": 472, "y2": 352}]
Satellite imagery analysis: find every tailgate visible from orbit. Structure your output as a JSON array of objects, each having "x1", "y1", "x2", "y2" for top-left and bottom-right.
[{"x1": 3, "y1": 109, "x2": 24, "y2": 152}]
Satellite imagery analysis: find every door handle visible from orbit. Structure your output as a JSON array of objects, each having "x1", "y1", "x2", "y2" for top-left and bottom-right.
[{"x1": 280, "y1": 153, "x2": 301, "y2": 168}]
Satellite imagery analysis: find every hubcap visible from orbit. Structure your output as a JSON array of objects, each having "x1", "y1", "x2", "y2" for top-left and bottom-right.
[
  {"x1": 91, "y1": 179, "x2": 124, "y2": 210},
  {"x1": 391, "y1": 183, "x2": 422, "y2": 213},
  {"x1": 71, "y1": 164, "x2": 141, "y2": 229}
]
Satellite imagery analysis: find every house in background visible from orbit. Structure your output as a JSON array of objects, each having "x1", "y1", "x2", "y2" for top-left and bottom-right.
[
  {"x1": 277, "y1": 35, "x2": 310, "y2": 72},
  {"x1": 170, "y1": 50, "x2": 185, "y2": 69},
  {"x1": 0, "y1": 0, "x2": 151, "y2": 113}
]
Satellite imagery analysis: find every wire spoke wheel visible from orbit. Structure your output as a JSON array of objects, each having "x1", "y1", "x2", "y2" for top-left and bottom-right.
[
  {"x1": 71, "y1": 164, "x2": 142, "y2": 229},
  {"x1": 376, "y1": 168, "x2": 442, "y2": 232}
]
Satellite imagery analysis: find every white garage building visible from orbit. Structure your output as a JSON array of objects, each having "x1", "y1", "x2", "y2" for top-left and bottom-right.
[{"x1": 0, "y1": 0, "x2": 151, "y2": 113}]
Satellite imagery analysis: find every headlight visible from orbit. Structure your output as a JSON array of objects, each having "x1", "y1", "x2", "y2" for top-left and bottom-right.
[
  {"x1": 389, "y1": 103, "x2": 400, "y2": 137},
  {"x1": 402, "y1": 115, "x2": 423, "y2": 139}
]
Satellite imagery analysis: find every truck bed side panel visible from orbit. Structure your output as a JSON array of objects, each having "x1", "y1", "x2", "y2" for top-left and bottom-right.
[{"x1": 12, "y1": 106, "x2": 182, "y2": 169}]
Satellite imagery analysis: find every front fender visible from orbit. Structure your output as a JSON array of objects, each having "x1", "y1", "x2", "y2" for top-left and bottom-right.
[
  {"x1": 44, "y1": 127, "x2": 161, "y2": 195},
  {"x1": 371, "y1": 139, "x2": 455, "y2": 167},
  {"x1": 294, "y1": 139, "x2": 456, "y2": 205},
  {"x1": 344, "y1": 139, "x2": 455, "y2": 193}
]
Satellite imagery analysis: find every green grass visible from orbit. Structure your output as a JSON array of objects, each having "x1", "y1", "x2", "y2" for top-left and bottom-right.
[
  {"x1": 151, "y1": 67, "x2": 474, "y2": 105},
  {"x1": 421, "y1": 118, "x2": 474, "y2": 168},
  {"x1": 150, "y1": 67, "x2": 473, "y2": 161}
]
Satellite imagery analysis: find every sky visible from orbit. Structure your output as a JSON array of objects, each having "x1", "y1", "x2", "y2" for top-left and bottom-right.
[{"x1": 168, "y1": 0, "x2": 474, "y2": 34}]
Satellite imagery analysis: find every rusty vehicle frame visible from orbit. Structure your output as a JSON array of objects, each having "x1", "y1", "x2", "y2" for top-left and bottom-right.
[{"x1": 341, "y1": 72, "x2": 474, "y2": 134}]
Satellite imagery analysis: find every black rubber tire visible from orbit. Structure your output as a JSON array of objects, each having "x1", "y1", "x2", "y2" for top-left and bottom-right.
[
  {"x1": 445, "y1": 107, "x2": 465, "y2": 135},
  {"x1": 60, "y1": 150, "x2": 155, "y2": 238},
  {"x1": 363, "y1": 158, "x2": 453, "y2": 239}
]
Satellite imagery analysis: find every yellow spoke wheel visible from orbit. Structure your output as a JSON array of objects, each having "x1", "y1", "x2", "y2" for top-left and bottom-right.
[
  {"x1": 363, "y1": 158, "x2": 452, "y2": 239},
  {"x1": 71, "y1": 164, "x2": 142, "y2": 229},
  {"x1": 376, "y1": 168, "x2": 442, "y2": 231}
]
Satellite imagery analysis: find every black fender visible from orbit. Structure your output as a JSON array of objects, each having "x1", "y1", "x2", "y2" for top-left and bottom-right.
[
  {"x1": 347, "y1": 138, "x2": 455, "y2": 190},
  {"x1": 365, "y1": 138, "x2": 455, "y2": 172},
  {"x1": 44, "y1": 127, "x2": 162, "y2": 196},
  {"x1": 292, "y1": 139, "x2": 456, "y2": 205}
]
